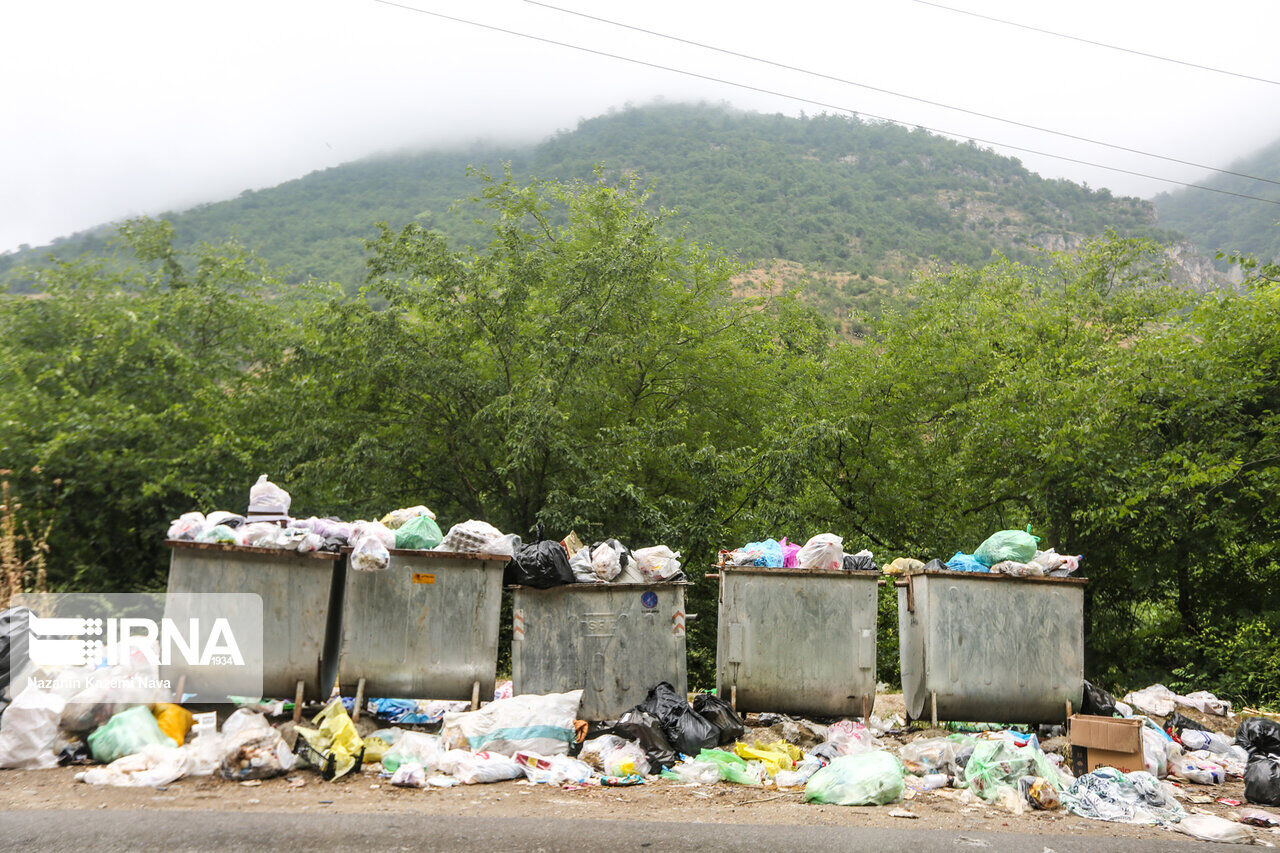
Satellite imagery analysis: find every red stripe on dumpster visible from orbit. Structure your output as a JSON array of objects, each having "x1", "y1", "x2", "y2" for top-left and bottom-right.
[
  {"x1": 513, "y1": 608, "x2": 525, "y2": 641},
  {"x1": 672, "y1": 610, "x2": 685, "y2": 636}
]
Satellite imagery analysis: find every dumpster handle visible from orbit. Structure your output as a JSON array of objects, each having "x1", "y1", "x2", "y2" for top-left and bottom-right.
[{"x1": 894, "y1": 574, "x2": 915, "y2": 613}]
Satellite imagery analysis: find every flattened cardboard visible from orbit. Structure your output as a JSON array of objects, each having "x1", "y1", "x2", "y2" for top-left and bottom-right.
[{"x1": 1069, "y1": 714, "x2": 1145, "y2": 775}]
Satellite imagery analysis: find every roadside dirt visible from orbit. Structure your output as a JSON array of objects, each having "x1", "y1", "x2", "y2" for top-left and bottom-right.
[{"x1": 0, "y1": 695, "x2": 1272, "y2": 844}]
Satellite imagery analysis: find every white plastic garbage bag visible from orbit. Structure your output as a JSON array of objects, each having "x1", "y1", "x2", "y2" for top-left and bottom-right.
[
  {"x1": 350, "y1": 534, "x2": 391, "y2": 572},
  {"x1": 436, "y1": 520, "x2": 506, "y2": 553},
  {"x1": 0, "y1": 685, "x2": 66, "y2": 769},
  {"x1": 166, "y1": 511, "x2": 207, "y2": 541},
  {"x1": 436, "y1": 749, "x2": 524, "y2": 784},
  {"x1": 515, "y1": 752, "x2": 594, "y2": 784},
  {"x1": 633, "y1": 546, "x2": 684, "y2": 582},
  {"x1": 1176, "y1": 814, "x2": 1251, "y2": 843},
  {"x1": 797, "y1": 534, "x2": 844, "y2": 571},
  {"x1": 390, "y1": 762, "x2": 427, "y2": 788},
  {"x1": 221, "y1": 709, "x2": 271, "y2": 737},
  {"x1": 441, "y1": 690, "x2": 582, "y2": 757},
  {"x1": 382, "y1": 731, "x2": 442, "y2": 774},
  {"x1": 248, "y1": 474, "x2": 292, "y2": 516},
  {"x1": 77, "y1": 744, "x2": 191, "y2": 787},
  {"x1": 579, "y1": 734, "x2": 650, "y2": 777},
  {"x1": 1123, "y1": 684, "x2": 1177, "y2": 718},
  {"x1": 1178, "y1": 690, "x2": 1232, "y2": 716}
]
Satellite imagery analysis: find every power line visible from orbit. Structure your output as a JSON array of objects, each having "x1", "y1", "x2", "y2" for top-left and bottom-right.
[
  {"x1": 526, "y1": 0, "x2": 1280, "y2": 188},
  {"x1": 368, "y1": 0, "x2": 1280, "y2": 207},
  {"x1": 908, "y1": 0, "x2": 1280, "y2": 87}
]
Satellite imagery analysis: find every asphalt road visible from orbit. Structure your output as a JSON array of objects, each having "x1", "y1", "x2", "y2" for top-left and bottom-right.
[{"x1": 0, "y1": 810, "x2": 1229, "y2": 851}]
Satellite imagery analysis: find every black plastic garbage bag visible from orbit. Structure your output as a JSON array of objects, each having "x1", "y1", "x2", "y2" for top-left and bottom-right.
[
  {"x1": 664, "y1": 705, "x2": 721, "y2": 757},
  {"x1": 1080, "y1": 681, "x2": 1118, "y2": 717},
  {"x1": 921, "y1": 559, "x2": 947, "y2": 572},
  {"x1": 842, "y1": 553, "x2": 875, "y2": 572},
  {"x1": 1246, "y1": 755, "x2": 1280, "y2": 805},
  {"x1": 504, "y1": 541, "x2": 574, "y2": 589},
  {"x1": 637, "y1": 682, "x2": 719, "y2": 757},
  {"x1": 637, "y1": 681, "x2": 687, "y2": 720},
  {"x1": 692, "y1": 693, "x2": 745, "y2": 746},
  {"x1": 1237, "y1": 717, "x2": 1280, "y2": 757},
  {"x1": 609, "y1": 709, "x2": 678, "y2": 771},
  {"x1": 1164, "y1": 711, "x2": 1209, "y2": 737}
]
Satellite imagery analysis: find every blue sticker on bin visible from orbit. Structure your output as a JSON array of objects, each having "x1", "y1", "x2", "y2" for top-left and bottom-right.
[{"x1": 641, "y1": 591, "x2": 658, "y2": 609}]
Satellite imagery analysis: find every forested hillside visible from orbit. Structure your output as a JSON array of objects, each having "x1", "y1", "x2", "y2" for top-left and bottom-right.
[
  {"x1": 2, "y1": 104, "x2": 1173, "y2": 322},
  {"x1": 1154, "y1": 137, "x2": 1280, "y2": 262}
]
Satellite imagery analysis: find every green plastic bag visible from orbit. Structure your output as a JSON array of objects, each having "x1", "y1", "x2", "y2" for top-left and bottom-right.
[
  {"x1": 87, "y1": 705, "x2": 176, "y2": 764},
  {"x1": 962, "y1": 739, "x2": 1068, "y2": 800},
  {"x1": 394, "y1": 515, "x2": 443, "y2": 550},
  {"x1": 804, "y1": 751, "x2": 904, "y2": 805},
  {"x1": 973, "y1": 528, "x2": 1038, "y2": 567},
  {"x1": 697, "y1": 748, "x2": 763, "y2": 786}
]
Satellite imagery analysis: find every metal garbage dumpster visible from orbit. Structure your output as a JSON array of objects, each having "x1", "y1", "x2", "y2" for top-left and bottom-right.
[
  {"x1": 715, "y1": 566, "x2": 879, "y2": 718},
  {"x1": 511, "y1": 583, "x2": 688, "y2": 721},
  {"x1": 337, "y1": 549, "x2": 507, "y2": 707},
  {"x1": 165, "y1": 541, "x2": 343, "y2": 703},
  {"x1": 896, "y1": 569, "x2": 1086, "y2": 725}
]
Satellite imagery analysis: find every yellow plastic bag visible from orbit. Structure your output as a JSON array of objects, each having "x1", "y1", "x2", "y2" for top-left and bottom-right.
[
  {"x1": 733, "y1": 740, "x2": 801, "y2": 776},
  {"x1": 299, "y1": 699, "x2": 365, "y2": 779},
  {"x1": 152, "y1": 703, "x2": 194, "y2": 746}
]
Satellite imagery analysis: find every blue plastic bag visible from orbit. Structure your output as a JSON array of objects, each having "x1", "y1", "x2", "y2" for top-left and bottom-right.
[
  {"x1": 945, "y1": 551, "x2": 989, "y2": 573},
  {"x1": 742, "y1": 539, "x2": 784, "y2": 567}
]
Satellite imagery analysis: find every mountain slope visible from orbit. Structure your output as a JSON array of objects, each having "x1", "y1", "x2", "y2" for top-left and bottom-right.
[
  {"x1": 1154, "y1": 138, "x2": 1280, "y2": 262},
  {"x1": 3, "y1": 103, "x2": 1178, "y2": 317}
]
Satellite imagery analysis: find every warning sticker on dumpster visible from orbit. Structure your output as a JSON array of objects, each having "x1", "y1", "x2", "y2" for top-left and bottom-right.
[
  {"x1": 641, "y1": 591, "x2": 658, "y2": 610},
  {"x1": 412, "y1": 573, "x2": 436, "y2": 584}
]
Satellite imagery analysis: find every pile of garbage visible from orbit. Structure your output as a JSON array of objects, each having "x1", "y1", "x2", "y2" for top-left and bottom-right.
[
  {"x1": 167, "y1": 476, "x2": 682, "y2": 585},
  {"x1": 720, "y1": 534, "x2": 874, "y2": 572},
  {"x1": 504, "y1": 532, "x2": 685, "y2": 589},
  {"x1": 882, "y1": 527, "x2": 1082, "y2": 578}
]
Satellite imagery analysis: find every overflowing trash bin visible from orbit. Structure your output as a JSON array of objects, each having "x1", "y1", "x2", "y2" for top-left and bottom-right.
[
  {"x1": 895, "y1": 568, "x2": 1086, "y2": 724},
  {"x1": 715, "y1": 564, "x2": 878, "y2": 718},
  {"x1": 336, "y1": 549, "x2": 507, "y2": 708},
  {"x1": 511, "y1": 583, "x2": 689, "y2": 721},
  {"x1": 164, "y1": 541, "x2": 343, "y2": 703}
]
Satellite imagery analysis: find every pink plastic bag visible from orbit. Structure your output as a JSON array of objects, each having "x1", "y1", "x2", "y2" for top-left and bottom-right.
[{"x1": 781, "y1": 538, "x2": 801, "y2": 568}]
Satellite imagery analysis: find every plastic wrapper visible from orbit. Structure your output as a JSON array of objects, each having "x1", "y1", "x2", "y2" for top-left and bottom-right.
[
  {"x1": 394, "y1": 514, "x2": 444, "y2": 550},
  {"x1": 796, "y1": 534, "x2": 843, "y2": 571},
  {"x1": 166, "y1": 512, "x2": 206, "y2": 541},
  {"x1": 0, "y1": 685, "x2": 66, "y2": 769},
  {"x1": 899, "y1": 735, "x2": 974, "y2": 776},
  {"x1": 973, "y1": 528, "x2": 1038, "y2": 567},
  {"x1": 734, "y1": 740, "x2": 802, "y2": 776},
  {"x1": 632, "y1": 545, "x2": 684, "y2": 582},
  {"x1": 666, "y1": 758, "x2": 721, "y2": 785},
  {"x1": 436, "y1": 749, "x2": 523, "y2": 784},
  {"x1": 698, "y1": 748, "x2": 764, "y2": 786},
  {"x1": 195, "y1": 524, "x2": 237, "y2": 545},
  {"x1": 1246, "y1": 754, "x2": 1280, "y2": 805},
  {"x1": 440, "y1": 690, "x2": 581, "y2": 757},
  {"x1": 390, "y1": 762, "x2": 427, "y2": 787},
  {"x1": 380, "y1": 505, "x2": 435, "y2": 530},
  {"x1": 827, "y1": 719, "x2": 880, "y2": 756},
  {"x1": 219, "y1": 727, "x2": 296, "y2": 781},
  {"x1": 515, "y1": 752, "x2": 594, "y2": 785},
  {"x1": 350, "y1": 534, "x2": 391, "y2": 572},
  {"x1": 1176, "y1": 814, "x2": 1251, "y2": 844},
  {"x1": 692, "y1": 693, "x2": 744, "y2": 746},
  {"x1": 222, "y1": 709, "x2": 270, "y2": 737},
  {"x1": 77, "y1": 744, "x2": 190, "y2": 787},
  {"x1": 152, "y1": 703, "x2": 194, "y2": 746},
  {"x1": 1172, "y1": 755, "x2": 1226, "y2": 785},
  {"x1": 248, "y1": 474, "x2": 292, "y2": 516},
  {"x1": 87, "y1": 705, "x2": 176, "y2": 765},
  {"x1": 804, "y1": 751, "x2": 905, "y2": 805},
  {"x1": 436, "y1": 520, "x2": 506, "y2": 553},
  {"x1": 1062, "y1": 768, "x2": 1185, "y2": 824},
  {"x1": 381, "y1": 731, "x2": 442, "y2": 774},
  {"x1": 1019, "y1": 775, "x2": 1061, "y2": 809}
]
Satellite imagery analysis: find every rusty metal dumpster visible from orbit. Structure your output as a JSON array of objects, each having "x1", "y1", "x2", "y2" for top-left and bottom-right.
[
  {"x1": 511, "y1": 583, "x2": 688, "y2": 721},
  {"x1": 337, "y1": 549, "x2": 507, "y2": 707},
  {"x1": 715, "y1": 566, "x2": 879, "y2": 718},
  {"x1": 165, "y1": 541, "x2": 343, "y2": 703},
  {"x1": 896, "y1": 570, "x2": 1086, "y2": 725}
]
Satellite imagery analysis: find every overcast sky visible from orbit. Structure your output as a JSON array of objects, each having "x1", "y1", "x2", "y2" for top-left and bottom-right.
[{"x1": 3, "y1": 0, "x2": 1279, "y2": 252}]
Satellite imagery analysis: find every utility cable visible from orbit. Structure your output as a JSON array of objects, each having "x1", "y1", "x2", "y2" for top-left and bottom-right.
[
  {"x1": 526, "y1": 0, "x2": 1280, "y2": 188},
  {"x1": 908, "y1": 0, "x2": 1280, "y2": 87},
  {"x1": 368, "y1": 0, "x2": 1280, "y2": 206}
]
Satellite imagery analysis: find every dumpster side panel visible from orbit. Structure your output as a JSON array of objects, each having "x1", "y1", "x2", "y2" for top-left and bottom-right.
[
  {"x1": 338, "y1": 552, "x2": 504, "y2": 699},
  {"x1": 513, "y1": 585, "x2": 687, "y2": 721},
  {"x1": 166, "y1": 545, "x2": 340, "y2": 700},
  {"x1": 716, "y1": 570, "x2": 877, "y2": 717},
  {"x1": 916, "y1": 573, "x2": 1084, "y2": 723},
  {"x1": 897, "y1": 579, "x2": 928, "y2": 721}
]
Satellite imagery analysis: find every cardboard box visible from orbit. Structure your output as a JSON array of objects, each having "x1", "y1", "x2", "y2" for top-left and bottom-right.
[{"x1": 1069, "y1": 714, "x2": 1145, "y2": 776}]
